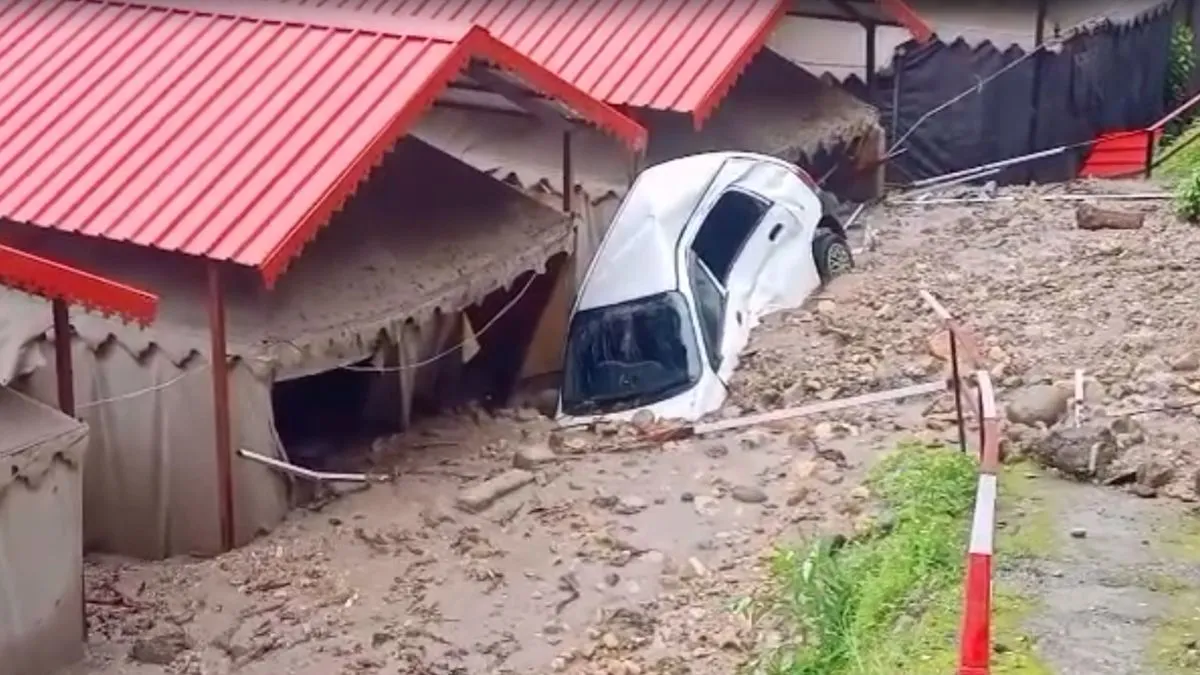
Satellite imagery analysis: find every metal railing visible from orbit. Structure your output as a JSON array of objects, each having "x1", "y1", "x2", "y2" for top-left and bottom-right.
[{"x1": 920, "y1": 291, "x2": 1002, "y2": 675}]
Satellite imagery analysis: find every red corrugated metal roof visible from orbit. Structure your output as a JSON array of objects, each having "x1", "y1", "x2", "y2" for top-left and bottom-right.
[
  {"x1": 0, "y1": 243, "x2": 158, "y2": 323},
  {"x1": 0, "y1": 0, "x2": 646, "y2": 286},
  {"x1": 279, "y1": 0, "x2": 789, "y2": 128}
]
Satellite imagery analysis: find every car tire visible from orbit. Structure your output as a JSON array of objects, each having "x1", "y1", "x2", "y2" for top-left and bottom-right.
[{"x1": 813, "y1": 229, "x2": 854, "y2": 283}]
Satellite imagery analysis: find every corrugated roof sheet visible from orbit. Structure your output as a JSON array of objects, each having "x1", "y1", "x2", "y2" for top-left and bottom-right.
[
  {"x1": 0, "y1": 243, "x2": 158, "y2": 323},
  {"x1": 0, "y1": 0, "x2": 645, "y2": 285},
  {"x1": 277, "y1": 0, "x2": 789, "y2": 128}
]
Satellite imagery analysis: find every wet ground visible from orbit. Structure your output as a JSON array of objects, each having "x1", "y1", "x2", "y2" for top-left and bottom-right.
[{"x1": 71, "y1": 179, "x2": 1200, "y2": 674}]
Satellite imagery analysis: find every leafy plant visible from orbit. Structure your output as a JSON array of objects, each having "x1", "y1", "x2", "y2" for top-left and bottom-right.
[
  {"x1": 1161, "y1": 22, "x2": 1197, "y2": 146},
  {"x1": 1174, "y1": 168, "x2": 1200, "y2": 221}
]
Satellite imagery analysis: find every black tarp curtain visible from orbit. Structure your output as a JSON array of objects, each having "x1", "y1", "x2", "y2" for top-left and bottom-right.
[{"x1": 842, "y1": 1, "x2": 1176, "y2": 184}]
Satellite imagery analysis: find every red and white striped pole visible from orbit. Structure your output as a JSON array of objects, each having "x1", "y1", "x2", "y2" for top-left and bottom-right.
[{"x1": 959, "y1": 372, "x2": 1000, "y2": 675}]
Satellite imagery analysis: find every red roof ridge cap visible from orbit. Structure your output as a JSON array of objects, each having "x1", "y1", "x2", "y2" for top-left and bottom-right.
[{"x1": 70, "y1": 0, "x2": 473, "y2": 42}]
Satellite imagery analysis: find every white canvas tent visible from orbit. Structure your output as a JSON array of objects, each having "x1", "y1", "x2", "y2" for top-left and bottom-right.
[
  {"x1": 0, "y1": 138, "x2": 575, "y2": 559},
  {"x1": 0, "y1": 386, "x2": 88, "y2": 675}
]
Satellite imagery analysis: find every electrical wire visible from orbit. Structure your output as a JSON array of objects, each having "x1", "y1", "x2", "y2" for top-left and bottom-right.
[
  {"x1": 338, "y1": 271, "x2": 540, "y2": 374},
  {"x1": 885, "y1": 13, "x2": 1111, "y2": 158}
]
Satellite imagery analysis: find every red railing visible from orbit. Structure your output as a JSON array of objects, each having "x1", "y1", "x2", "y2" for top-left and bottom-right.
[
  {"x1": 920, "y1": 291, "x2": 1002, "y2": 675},
  {"x1": 1080, "y1": 90, "x2": 1200, "y2": 179}
]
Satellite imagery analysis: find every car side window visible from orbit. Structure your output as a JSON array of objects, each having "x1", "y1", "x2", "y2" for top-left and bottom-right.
[
  {"x1": 691, "y1": 189, "x2": 771, "y2": 284},
  {"x1": 688, "y1": 251, "x2": 726, "y2": 369}
]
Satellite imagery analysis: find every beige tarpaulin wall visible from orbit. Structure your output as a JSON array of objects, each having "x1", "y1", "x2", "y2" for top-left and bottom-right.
[
  {"x1": 0, "y1": 138, "x2": 573, "y2": 559},
  {"x1": 0, "y1": 386, "x2": 88, "y2": 675}
]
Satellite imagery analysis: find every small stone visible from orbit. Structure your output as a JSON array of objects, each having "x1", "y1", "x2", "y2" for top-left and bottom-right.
[
  {"x1": 704, "y1": 444, "x2": 729, "y2": 458},
  {"x1": 551, "y1": 657, "x2": 568, "y2": 672},
  {"x1": 1137, "y1": 461, "x2": 1175, "y2": 489},
  {"x1": 601, "y1": 633, "x2": 621, "y2": 650},
  {"x1": 730, "y1": 485, "x2": 768, "y2": 504},
  {"x1": 613, "y1": 496, "x2": 648, "y2": 515},
  {"x1": 513, "y1": 444, "x2": 559, "y2": 470},
  {"x1": 680, "y1": 491, "x2": 695, "y2": 502},
  {"x1": 687, "y1": 557, "x2": 709, "y2": 577},
  {"x1": 1172, "y1": 351, "x2": 1200, "y2": 372},
  {"x1": 131, "y1": 632, "x2": 192, "y2": 666},
  {"x1": 1131, "y1": 483, "x2": 1159, "y2": 499},
  {"x1": 604, "y1": 572, "x2": 620, "y2": 587},
  {"x1": 631, "y1": 409, "x2": 656, "y2": 431},
  {"x1": 1070, "y1": 528, "x2": 1088, "y2": 539}
]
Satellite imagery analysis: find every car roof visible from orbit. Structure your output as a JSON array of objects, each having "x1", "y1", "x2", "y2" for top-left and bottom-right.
[{"x1": 574, "y1": 152, "x2": 800, "y2": 311}]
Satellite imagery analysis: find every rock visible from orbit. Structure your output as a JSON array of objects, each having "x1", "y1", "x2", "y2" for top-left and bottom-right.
[
  {"x1": 131, "y1": 632, "x2": 192, "y2": 666},
  {"x1": 1007, "y1": 384, "x2": 1071, "y2": 427},
  {"x1": 730, "y1": 486, "x2": 768, "y2": 504},
  {"x1": 1131, "y1": 483, "x2": 1159, "y2": 499},
  {"x1": 1032, "y1": 424, "x2": 1116, "y2": 480},
  {"x1": 1172, "y1": 351, "x2": 1200, "y2": 372},
  {"x1": 704, "y1": 444, "x2": 729, "y2": 459},
  {"x1": 1070, "y1": 527, "x2": 1088, "y2": 539},
  {"x1": 631, "y1": 409, "x2": 656, "y2": 431},
  {"x1": 1075, "y1": 204, "x2": 1145, "y2": 231},
  {"x1": 514, "y1": 407, "x2": 543, "y2": 422},
  {"x1": 455, "y1": 469, "x2": 535, "y2": 513},
  {"x1": 613, "y1": 496, "x2": 649, "y2": 515},
  {"x1": 1194, "y1": 469, "x2": 1200, "y2": 497},
  {"x1": 513, "y1": 444, "x2": 558, "y2": 470},
  {"x1": 1136, "y1": 461, "x2": 1175, "y2": 489}
]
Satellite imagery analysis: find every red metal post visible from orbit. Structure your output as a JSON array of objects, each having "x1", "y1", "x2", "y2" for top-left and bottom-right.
[{"x1": 206, "y1": 263, "x2": 235, "y2": 552}]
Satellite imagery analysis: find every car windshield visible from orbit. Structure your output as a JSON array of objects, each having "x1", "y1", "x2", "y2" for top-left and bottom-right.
[{"x1": 561, "y1": 290, "x2": 702, "y2": 416}]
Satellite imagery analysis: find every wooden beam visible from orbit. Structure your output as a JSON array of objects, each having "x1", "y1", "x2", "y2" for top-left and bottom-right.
[{"x1": 206, "y1": 263, "x2": 235, "y2": 553}]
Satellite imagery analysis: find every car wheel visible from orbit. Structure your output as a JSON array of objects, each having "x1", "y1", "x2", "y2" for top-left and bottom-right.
[{"x1": 813, "y1": 229, "x2": 854, "y2": 283}]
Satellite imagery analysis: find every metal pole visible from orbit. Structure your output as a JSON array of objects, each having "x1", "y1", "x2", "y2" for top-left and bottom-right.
[
  {"x1": 52, "y1": 297, "x2": 84, "y2": 639},
  {"x1": 949, "y1": 332, "x2": 967, "y2": 453},
  {"x1": 206, "y1": 263, "x2": 235, "y2": 552},
  {"x1": 1144, "y1": 129, "x2": 1156, "y2": 178},
  {"x1": 865, "y1": 21, "x2": 877, "y2": 91},
  {"x1": 51, "y1": 299, "x2": 75, "y2": 417},
  {"x1": 1025, "y1": 0, "x2": 1050, "y2": 182},
  {"x1": 562, "y1": 130, "x2": 573, "y2": 214}
]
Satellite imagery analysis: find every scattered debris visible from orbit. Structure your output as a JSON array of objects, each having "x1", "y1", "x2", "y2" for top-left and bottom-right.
[{"x1": 455, "y1": 469, "x2": 536, "y2": 513}]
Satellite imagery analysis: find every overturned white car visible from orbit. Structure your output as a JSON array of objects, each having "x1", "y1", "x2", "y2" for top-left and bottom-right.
[{"x1": 558, "y1": 152, "x2": 854, "y2": 425}]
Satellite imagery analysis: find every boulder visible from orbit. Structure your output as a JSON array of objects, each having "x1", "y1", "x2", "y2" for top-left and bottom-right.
[
  {"x1": 1030, "y1": 424, "x2": 1117, "y2": 480},
  {"x1": 1007, "y1": 384, "x2": 1071, "y2": 427}
]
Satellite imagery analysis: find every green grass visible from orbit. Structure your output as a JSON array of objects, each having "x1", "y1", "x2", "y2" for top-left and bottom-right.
[
  {"x1": 747, "y1": 443, "x2": 1054, "y2": 675},
  {"x1": 1156, "y1": 119, "x2": 1200, "y2": 181},
  {"x1": 1152, "y1": 512, "x2": 1200, "y2": 563},
  {"x1": 996, "y1": 464, "x2": 1059, "y2": 560},
  {"x1": 1147, "y1": 590, "x2": 1200, "y2": 674}
]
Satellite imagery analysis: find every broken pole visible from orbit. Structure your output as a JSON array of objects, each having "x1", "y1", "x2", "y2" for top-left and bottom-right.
[
  {"x1": 949, "y1": 333, "x2": 967, "y2": 453},
  {"x1": 206, "y1": 263, "x2": 235, "y2": 553}
]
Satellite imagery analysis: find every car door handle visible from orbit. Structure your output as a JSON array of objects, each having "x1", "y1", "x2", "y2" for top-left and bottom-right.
[{"x1": 768, "y1": 224, "x2": 784, "y2": 241}]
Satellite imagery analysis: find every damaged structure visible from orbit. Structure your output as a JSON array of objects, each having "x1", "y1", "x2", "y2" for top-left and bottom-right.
[
  {"x1": 0, "y1": 0, "x2": 644, "y2": 559},
  {"x1": 297, "y1": 0, "x2": 935, "y2": 382},
  {"x1": 0, "y1": 244, "x2": 159, "y2": 674}
]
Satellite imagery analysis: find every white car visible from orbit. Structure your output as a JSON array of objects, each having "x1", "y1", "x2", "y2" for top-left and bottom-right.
[{"x1": 557, "y1": 151, "x2": 854, "y2": 425}]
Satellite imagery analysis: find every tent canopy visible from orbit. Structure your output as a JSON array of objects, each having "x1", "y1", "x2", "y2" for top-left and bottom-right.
[{"x1": 0, "y1": 138, "x2": 574, "y2": 382}]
